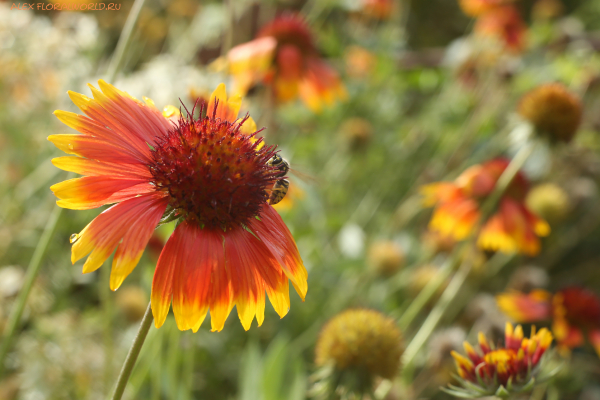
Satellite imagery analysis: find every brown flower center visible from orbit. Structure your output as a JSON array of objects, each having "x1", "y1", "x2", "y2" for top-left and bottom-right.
[{"x1": 149, "y1": 109, "x2": 278, "y2": 230}]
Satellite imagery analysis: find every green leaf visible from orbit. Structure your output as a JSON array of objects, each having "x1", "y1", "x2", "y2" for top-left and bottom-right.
[
  {"x1": 262, "y1": 335, "x2": 291, "y2": 400},
  {"x1": 495, "y1": 385, "x2": 510, "y2": 398},
  {"x1": 239, "y1": 339, "x2": 263, "y2": 400},
  {"x1": 440, "y1": 386, "x2": 479, "y2": 398},
  {"x1": 519, "y1": 377, "x2": 536, "y2": 393},
  {"x1": 286, "y1": 359, "x2": 307, "y2": 400}
]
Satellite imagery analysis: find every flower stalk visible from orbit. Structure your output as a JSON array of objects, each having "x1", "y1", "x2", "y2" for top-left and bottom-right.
[{"x1": 111, "y1": 302, "x2": 154, "y2": 400}]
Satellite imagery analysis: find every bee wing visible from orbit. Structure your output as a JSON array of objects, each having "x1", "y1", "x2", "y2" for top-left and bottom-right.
[{"x1": 289, "y1": 168, "x2": 319, "y2": 186}]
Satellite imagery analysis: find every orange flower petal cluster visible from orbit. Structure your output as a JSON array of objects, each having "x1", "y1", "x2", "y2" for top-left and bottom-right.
[
  {"x1": 458, "y1": 0, "x2": 527, "y2": 53},
  {"x1": 50, "y1": 81, "x2": 308, "y2": 332},
  {"x1": 421, "y1": 158, "x2": 550, "y2": 256},
  {"x1": 459, "y1": 0, "x2": 515, "y2": 17},
  {"x1": 450, "y1": 323, "x2": 552, "y2": 394},
  {"x1": 227, "y1": 14, "x2": 346, "y2": 112},
  {"x1": 474, "y1": 5, "x2": 527, "y2": 52},
  {"x1": 497, "y1": 287, "x2": 600, "y2": 357},
  {"x1": 361, "y1": 0, "x2": 394, "y2": 20}
]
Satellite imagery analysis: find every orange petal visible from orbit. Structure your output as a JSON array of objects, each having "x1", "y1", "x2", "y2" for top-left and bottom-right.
[
  {"x1": 299, "y1": 58, "x2": 346, "y2": 112},
  {"x1": 207, "y1": 83, "x2": 240, "y2": 123},
  {"x1": 496, "y1": 290, "x2": 551, "y2": 322},
  {"x1": 48, "y1": 133, "x2": 147, "y2": 166},
  {"x1": 54, "y1": 107, "x2": 151, "y2": 163},
  {"x1": 208, "y1": 249, "x2": 233, "y2": 332},
  {"x1": 72, "y1": 194, "x2": 167, "y2": 272},
  {"x1": 224, "y1": 226, "x2": 284, "y2": 330},
  {"x1": 172, "y1": 224, "x2": 225, "y2": 332},
  {"x1": 95, "y1": 80, "x2": 171, "y2": 144},
  {"x1": 588, "y1": 329, "x2": 600, "y2": 358},
  {"x1": 151, "y1": 222, "x2": 187, "y2": 329},
  {"x1": 51, "y1": 176, "x2": 152, "y2": 210},
  {"x1": 51, "y1": 156, "x2": 152, "y2": 179},
  {"x1": 228, "y1": 36, "x2": 276, "y2": 77},
  {"x1": 249, "y1": 204, "x2": 308, "y2": 300},
  {"x1": 110, "y1": 195, "x2": 169, "y2": 290}
]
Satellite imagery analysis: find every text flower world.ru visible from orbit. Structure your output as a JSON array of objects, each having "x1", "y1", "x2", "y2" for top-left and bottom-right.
[{"x1": 11, "y1": 2, "x2": 121, "y2": 11}]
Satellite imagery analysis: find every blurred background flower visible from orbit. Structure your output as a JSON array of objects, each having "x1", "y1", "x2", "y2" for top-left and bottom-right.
[{"x1": 313, "y1": 309, "x2": 403, "y2": 399}]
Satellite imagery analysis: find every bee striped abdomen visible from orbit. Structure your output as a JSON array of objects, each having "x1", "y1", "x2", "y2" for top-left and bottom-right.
[{"x1": 268, "y1": 179, "x2": 290, "y2": 205}]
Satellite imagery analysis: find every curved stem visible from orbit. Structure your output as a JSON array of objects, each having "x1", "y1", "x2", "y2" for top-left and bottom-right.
[
  {"x1": 105, "y1": 0, "x2": 147, "y2": 82},
  {"x1": 0, "y1": 200, "x2": 63, "y2": 377},
  {"x1": 111, "y1": 302, "x2": 154, "y2": 400},
  {"x1": 397, "y1": 256, "x2": 457, "y2": 330},
  {"x1": 401, "y1": 260, "x2": 472, "y2": 378}
]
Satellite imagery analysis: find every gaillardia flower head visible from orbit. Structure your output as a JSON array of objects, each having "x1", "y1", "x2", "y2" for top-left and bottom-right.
[
  {"x1": 227, "y1": 14, "x2": 346, "y2": 112},
  {"x1": 517, "y1": 83, "x2": 582, "y2": 143},
  {"x1": 497, "y1": 287, "x2": 600, "y2": 357},
  {"x1": 458, "y1": 0, "x2": 515, "y2": 17},
  {"x1": 313, "y1": 309, "x2": 403, "y2": 398},
  {"x1": 447, "y1": 323, "x2": 553, "y2": 398},
  {"x1": 421, "y1": 158, "x2": 550, "y2": 256},
  {"x1": 49, "y1": 81, "x2": 308, "y2": 332},
  {"x1": 474, "y1": 5, "x2": 527, "y2": 52}
]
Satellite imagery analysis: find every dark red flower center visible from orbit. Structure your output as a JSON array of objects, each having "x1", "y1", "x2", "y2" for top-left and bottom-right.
[{"x1": 149, "y1": 107, "x2": 279, "y2": 230}]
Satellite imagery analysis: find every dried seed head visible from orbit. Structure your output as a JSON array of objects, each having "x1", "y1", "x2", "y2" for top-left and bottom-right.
[{"x1": 518, "y1": 83, "x2": 582, "y2": 143}]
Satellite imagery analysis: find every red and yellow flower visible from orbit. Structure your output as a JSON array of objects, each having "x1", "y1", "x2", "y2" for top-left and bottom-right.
[
  {"x1": 497, "y1": 287, "x2": 600, "y2": 357},
  {"x1": 458, "y1": 0, "x2": 515, "y2": 17},
  {"x1": 448, "y1": 323, "x2": 553, "y2": 397},
  {"x1": 227, "y1": 14, "x2": 346, "y2": 112},
  {"x1": 50, "y1": 81, "x2": 308, "y2": 332},
  {"x1": 421, "y1": 158, "x2": 550, "y2": 256},
  {"x1": 360, "y1": 0, "x2": 394, "y2": 20},
  {"x1": 474, "y1": 5, "x2": 527, "y2": 52}
]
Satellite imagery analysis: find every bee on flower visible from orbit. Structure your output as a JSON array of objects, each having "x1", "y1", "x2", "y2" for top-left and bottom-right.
[
  {"x1": 421, "y1": 158, "x2": 550, "y2": 256},
  {"x1": 227, "y1": 14, "x2": 346, "y2": 112},
  {"x1": 497, "y1": 287, "x2": 600, "y2": 357},
  {"x1": 49, "y1": 81, "x2": 308, "y2": 332},
  {"x1": 446, "y1": 322, "x2": 553, "y2": 398}
]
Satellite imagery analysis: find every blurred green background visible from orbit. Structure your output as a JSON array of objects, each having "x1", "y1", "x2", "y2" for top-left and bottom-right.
[{"x1": 3, "y1": 0, "x2": 600, "y2": 399}]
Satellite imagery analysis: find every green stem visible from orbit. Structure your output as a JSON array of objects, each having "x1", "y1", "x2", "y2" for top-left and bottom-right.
[
  {"x1": 102, "y1": 257, "x2": 115, "y2": 395},
  {"x1": 111, "y1": 302, "x2": 154, "y2": 400},
  {"x1": 0, "y1": 199, "x2": 63, "y2": 377},
  {"x1": 401, "y1": 259, "x2": 472, "y2": 377},
  {"x1": 105, "y1": 0, "x2": 147, "y2": 82},
  {"x1": 397, "y1": 256, "x2": 457, "y2": 330}
]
